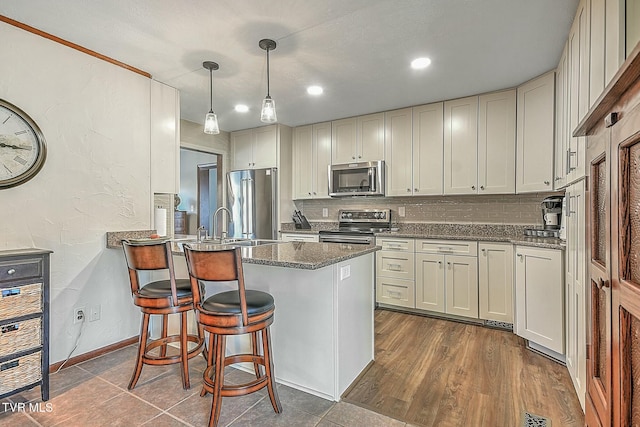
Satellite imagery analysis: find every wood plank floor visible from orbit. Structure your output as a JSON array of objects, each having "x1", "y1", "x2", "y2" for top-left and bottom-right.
[{"x1": 342, "y1": 309, "x2": 585, "y2": 427}]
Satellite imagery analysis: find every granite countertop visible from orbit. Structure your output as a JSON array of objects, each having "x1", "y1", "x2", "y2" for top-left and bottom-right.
[
  {"x1": 280, "y1": 223, "x2": 565, "y2": 250},
  {"x1": 178, "y1": 241, "x2": 380, "y2": 270},
  {"x1": 106, "y1": 231, "x2": 379, "y2": 270}
]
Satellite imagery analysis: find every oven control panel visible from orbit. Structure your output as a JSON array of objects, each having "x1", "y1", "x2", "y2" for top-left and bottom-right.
[{"x1": 338, "y1": 209, "x2": 391, "y2": 223}]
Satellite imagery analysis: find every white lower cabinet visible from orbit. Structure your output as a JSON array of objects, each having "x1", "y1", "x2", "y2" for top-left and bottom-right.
[
  {"x1": 280, "y1": 233, "x2": 319, "y2": 242},
  {"x1": 415, "y1": 240, "x2": 478, "y2": 318},
  {"x1": 375, "y1": 238, "x2": 415, "y2": 308},
  {"x1": 478, "y1": 242, "x2": 514, "y2": 323},
  {"x1": 515, "y1": 246, "x2": 564, "y2": 355}
]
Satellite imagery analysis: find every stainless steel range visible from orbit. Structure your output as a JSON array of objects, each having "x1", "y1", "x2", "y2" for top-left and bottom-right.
[{"x1": 318, "y1": 209, "x2": 391, "y2": 245}]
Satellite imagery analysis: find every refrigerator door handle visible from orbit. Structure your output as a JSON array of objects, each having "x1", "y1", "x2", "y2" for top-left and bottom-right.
[{"x1": 241, "y1": 177, "x2": 254, "y2": 237}]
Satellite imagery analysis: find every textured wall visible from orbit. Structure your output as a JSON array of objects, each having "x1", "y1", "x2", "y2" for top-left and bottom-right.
[
  {"x1": 0, "y1": 22, "x2": 151, "y2": 363},
  {"x1": 293, "y1": 193, "x2": 559, "y2": 226}
]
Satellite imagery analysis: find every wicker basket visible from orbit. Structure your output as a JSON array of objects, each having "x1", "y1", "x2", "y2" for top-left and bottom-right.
[
  {"x1": 0, "y1": 351, "x2": 41, "y2": 395},
  {"x1": 0, "y1": 317, "x2": 42, "y2": 358},
  {"x1": 0, "y1": 283, "x2": 42, "y2": 321}
]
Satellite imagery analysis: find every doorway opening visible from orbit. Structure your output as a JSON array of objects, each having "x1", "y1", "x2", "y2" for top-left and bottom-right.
[{"x1": 177, "y1": 148, "x2": 222, "y2": 236}]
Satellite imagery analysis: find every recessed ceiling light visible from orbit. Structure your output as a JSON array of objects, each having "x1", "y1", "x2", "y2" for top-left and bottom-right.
[
  {"x1": 307, "y1": 85, "x2": 323, "y2": 95},
  {"x1": 235, "y1": 104, "x2": 249, "y2": 113},
  {"x1": 411, "y1": 57, "x2": 431, "y2": 70}
]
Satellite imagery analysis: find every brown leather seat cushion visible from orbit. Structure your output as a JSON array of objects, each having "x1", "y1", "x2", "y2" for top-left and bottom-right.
[
  {"x1": 138, "y1": 278, "x2": 193, "y2": 298},
  {"x1": 201, "y1": 290, "x2": 274, "y2": 315}
]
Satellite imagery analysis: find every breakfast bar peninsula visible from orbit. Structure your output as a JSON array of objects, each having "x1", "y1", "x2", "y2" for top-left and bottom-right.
[{"x1": 107, "y1": 235, "x2": 379, "y2": 401}]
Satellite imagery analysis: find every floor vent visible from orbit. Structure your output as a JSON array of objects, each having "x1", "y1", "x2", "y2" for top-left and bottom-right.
[
  {"x1": 523, "y1": 412, "x2": 550, "y2": 427},
  {"x1": 485, "y1": 320, "x2": 513, "y2": 331}
]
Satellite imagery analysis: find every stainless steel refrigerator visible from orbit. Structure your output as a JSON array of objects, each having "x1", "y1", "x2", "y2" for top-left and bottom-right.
[{"x1": 227, "y1": 168, "x2": 277, "y2": 240}]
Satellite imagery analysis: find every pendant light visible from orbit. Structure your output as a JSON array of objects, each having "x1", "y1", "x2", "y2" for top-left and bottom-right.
[
  {"x1": 203, "y1": 61, "x2": 220, "y2": 134},
  {"x1": 259, "y1": 39, "x2": 277, "y2": 123}
]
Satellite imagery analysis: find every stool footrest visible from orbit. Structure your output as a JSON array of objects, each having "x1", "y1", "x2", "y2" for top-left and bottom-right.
[
  {"x1": 142, "y1": 334, "x2": 204, "y2": 366},
  {"x1": 202, "y1": 365, "x2": 268, "y2": 397}
]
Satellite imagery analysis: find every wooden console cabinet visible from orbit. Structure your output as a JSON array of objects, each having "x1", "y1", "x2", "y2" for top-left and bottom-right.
[{"x1": 0, "y1": 249, "x2": 51, "y2": 401}]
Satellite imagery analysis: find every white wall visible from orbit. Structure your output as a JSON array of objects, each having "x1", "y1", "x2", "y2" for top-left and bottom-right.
[{"x1": 0, "y1": 22, "x2": 151, "y2": 363}]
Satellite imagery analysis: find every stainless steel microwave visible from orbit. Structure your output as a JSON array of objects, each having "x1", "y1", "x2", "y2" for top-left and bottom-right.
[{"x1": 328, "y1": 160, "x2": 385, "y2": 197}]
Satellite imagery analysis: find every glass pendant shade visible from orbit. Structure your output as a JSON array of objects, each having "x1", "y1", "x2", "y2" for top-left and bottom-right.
[
  {"x1": 260, "y1": 96, "x2": 277, "y2": 123},
  {"x1": 204, "y1": 111, "x2": 219, "y2": 134}
]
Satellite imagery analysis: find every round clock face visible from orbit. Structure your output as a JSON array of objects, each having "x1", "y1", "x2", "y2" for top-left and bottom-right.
[{"x1": 0, "y1": 99, "x2": 47, "y2": 189}]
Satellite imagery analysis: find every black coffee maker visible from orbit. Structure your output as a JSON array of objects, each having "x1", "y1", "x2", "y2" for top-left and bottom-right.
[{"x1": 541, "y1": 196, "x2": 564, "y2": 230}]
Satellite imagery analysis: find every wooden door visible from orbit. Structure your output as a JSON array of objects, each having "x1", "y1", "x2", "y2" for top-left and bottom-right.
[
  {"x1": 586, "y1": 130, "x2": 611, "y2": 427},
  {"x1": 612, "y1": 132, "x2": 640, "y2": 427}
]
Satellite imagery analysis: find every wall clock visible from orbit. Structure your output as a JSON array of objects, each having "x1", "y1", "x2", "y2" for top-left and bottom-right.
[{"x1": 0, "y1": 99, "x2": 47, "y2": 189}]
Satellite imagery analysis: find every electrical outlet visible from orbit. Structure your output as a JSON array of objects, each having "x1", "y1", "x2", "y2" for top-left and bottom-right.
[
  {"x1": 89, "y1": 305, "x2": 101, "y2": 322},
  {"x1": 73, "y1": 307, "x2": 85, "y2": 324},
  {"x1": 322, "y1": 208, "x2": 328, "y2": 217},
  {"x1": 398, "y1": 206, "x2": 406, "y2": 217}
]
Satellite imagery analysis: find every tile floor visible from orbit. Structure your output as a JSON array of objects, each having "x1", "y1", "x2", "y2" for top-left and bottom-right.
[{"x1": 0, "y1": 344, "x2": 409, "y2": 427}]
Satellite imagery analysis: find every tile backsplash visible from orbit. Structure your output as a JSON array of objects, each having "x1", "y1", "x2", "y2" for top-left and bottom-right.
[{"x1": 293, "y1": 192, "x2": 561, "y2": 225}]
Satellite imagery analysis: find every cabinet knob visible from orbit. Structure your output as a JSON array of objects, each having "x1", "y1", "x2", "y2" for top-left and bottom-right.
[
  {"x1": 414, "y1": 188, "x2": 418, "y2": 192},
  {"x1": 352, "y1": 156, "x2": 356, "y2": 160},
  {"x1": 407, "y1": 188, "x2": 411, "y2": 192},
  {"x1": 481, "y1": 248, "x2": 486, "y2": 254},
  {"x1": 308, "y1": 192, "x2": 312, "y2": 196},
  {"x1": 358, "y1": 155, "x2": 362, "y2": 159},
  {"x1": 313, "y1": 192, "x2": 317, "y2": 195},
  {"x1": 480, "y1": 185, "x2": 484, "y2": 190},
  {"x1": 471, "y1": 185, "x2": 476, "y2": 190},
  {"x1": 598, "y1": 278, "x2": 610, "y2": 289},
  {"x1": 7, "y1": 268, "x2": 15, "y2": 275},
  {"x1": 544, "y1": 180, "x2": 550, "y2": 185}
]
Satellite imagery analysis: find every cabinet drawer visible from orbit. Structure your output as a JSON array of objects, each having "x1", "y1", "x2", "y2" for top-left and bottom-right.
[
  {"x1": 0, "y1": 351, "x2": 42, "y2": 395},
  {"x1": 281, "y1": 233, "x2": 319, "y2": 242},
  {"x1": 376, "y1": 277, "x2": 415, "y2": 308},
  {"x1": 376, "y1": 251, "x2": 415, "y2": 280},
  {"x1": 0, "y1": 283, "x2": 42, "y2": 321},
  {"x1": 0, "y1": 317, "x2": 42, "y2": 357},
  {"x1": 375, "y1": 237, "x2": 415, "y2": 252},
  {"x1": 415, "y1": 239, "x2": 478, "y2": 256},
  {"x1": 0, "y1": 258, "x2": 44, "y2": 283}
]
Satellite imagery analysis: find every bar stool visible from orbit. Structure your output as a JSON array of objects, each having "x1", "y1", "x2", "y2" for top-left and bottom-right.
[
  {"x1": 122, "y1": 239, "x2": 204, "y2": 390},
  {"x1": 183, "y1": 245, "x2": 282, "y2": 427}
]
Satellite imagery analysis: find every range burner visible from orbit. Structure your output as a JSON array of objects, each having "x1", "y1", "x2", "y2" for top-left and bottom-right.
[{"x1": 319, "y1": 209, "x2": 391, "y2": 244}]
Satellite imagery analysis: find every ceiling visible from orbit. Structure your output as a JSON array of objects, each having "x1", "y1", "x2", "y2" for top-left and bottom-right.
[{"x1": 0, "y1": 0, "x2": 579, "y2": 132}]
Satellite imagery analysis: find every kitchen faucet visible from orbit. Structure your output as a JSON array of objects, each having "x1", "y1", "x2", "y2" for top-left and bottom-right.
[{"x1": 212, "y1": 206, "x2": 232, "y2": 240}]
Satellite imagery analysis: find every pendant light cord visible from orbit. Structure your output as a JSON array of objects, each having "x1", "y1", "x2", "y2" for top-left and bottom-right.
[
  {"x1": 209, "y1": 68, "x2": 214, "y2": 113},
  {"x1": 266, "y1": 47, "x2": 270, "y2": 97}
]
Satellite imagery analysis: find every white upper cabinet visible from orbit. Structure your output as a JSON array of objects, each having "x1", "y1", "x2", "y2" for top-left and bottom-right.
[
  {"x1": 567, "y1": 2, "x2": 587, "y2": 183},
  {"x1": 590, "y1": 0, "x2": 606, "y2": 108},
  {"x1": 516, "y1": 71, "x2": 555, "y2": 193},
  {"x1": 444, "y1": 96, "x2": 478, "y2": 195},
  {"x1": 150, "y1": 80, "x2": 180, "y2": 194},
  {"x1": 477, "y1": 89, "x2": 516, "y2": 194},
  {"x1": 331, "y1": 113, "x2": 384, "y2": 164},
  {"x1": 384, "y1": 108, "x2": 413, "y2": 196},
  {"x1": 555, "y1": 43, "x2": 569, "y2": 190},
  {"x1": 292, "y1": 125, "x2": 313, "y2": 199},
  {"x1": 293, "y1": 122, "x2": 331, "y2": 199},
  {"x1": 231, "y1": 125, "x2": 277, "y2": 170},
  {"x1": 412, "y1": 103, "x2": 444, "y2": 195},
  {"x1": 386, "y1": 104, "x2": 444, "y2": 197}
]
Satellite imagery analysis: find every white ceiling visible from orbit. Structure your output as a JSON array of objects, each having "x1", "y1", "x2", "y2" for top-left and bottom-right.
[{"x1": 0, "y1": 0, "x2": 579, "y2": 132}]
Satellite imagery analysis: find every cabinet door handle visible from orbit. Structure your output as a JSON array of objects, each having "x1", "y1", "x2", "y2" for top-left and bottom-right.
[
  {"x1": 544, "y1": 180, "x2": 550, "y2": 185},
  {"x1": 471, "y1": 185, "x2": 476, "y2": 190},
  {"x1": 358, "y1": 155, "x2": 362, "y2": 159},
  {"x1": 388, "y1": 263, "x2": 402, "y2": 271},
  {"x1": 7, "y1": 268, "x2": 16, "y2": 275},
  {"x1": 437, "y1": 247, "x2": 453, "y2": 252},
  {"x1": 414, "y1": 188, "x2": 419, "y2": 192},
  {"x1": 598, "y1": 278, "x2": 610, "y2": 289},
  {"x1": 568, "y1": 150, "x2": 577, "y2": 171},
  {"x1": 407, "y1": 188, "x2": 411, "y2": 192},
  {"x1": 308, "y1": 192, "x2": 312, "y2": 196},
  {"x1": 313, "y1": 192, "x2": 317, "y2": 195},
  {"x1": 1, "y1": 324, "x2": 19, "y2": 333},
  {"x1": 481, "y1": 248, "x2": 486, "y2": 255},
  {"x1": 480, "y1": 185, "x2": 485, "y2": 190},
  {"x1": 447, "y1": 261, "x2": 452, "y2": 269},
  {"x1": 1, "y1": 288, "x2": 20, "y2": 298},
  {"x1": 352, "y1": 156, "x2": 356, "y2": 160},
  {"x1": 517, "y1": 253, "x2": 523, "y2": 260},
  {"x1": 438, "y1": 261, "x2": 442, "y2": 266}
]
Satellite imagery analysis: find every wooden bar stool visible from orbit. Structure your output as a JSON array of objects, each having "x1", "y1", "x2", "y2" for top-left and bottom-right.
[
  {"x1": 183, "y1": 245, "x2": 282, "y2": 427},
  {"x1": 122, "y1": 239, "x2": 204, "y2": 390}
]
